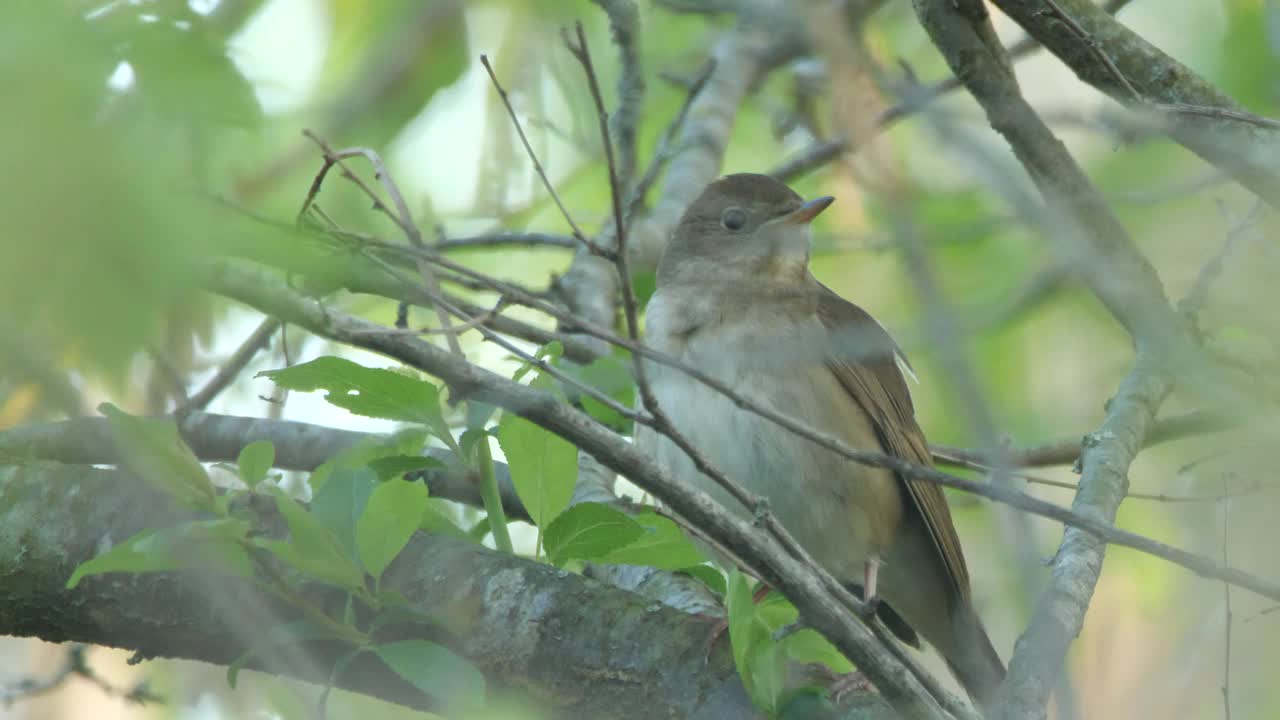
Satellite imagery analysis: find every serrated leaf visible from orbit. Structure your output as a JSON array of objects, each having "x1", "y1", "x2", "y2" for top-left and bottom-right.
[
  {"x1": 67, "y1": 518, "x2": 251, "y2": 588},
  {"x1": 495, "y1": 411, "x2": 575, "y2": 528},
  {"x1": 260, "y1": 488, "x2": 365, "y2": 591},
  {"x1": 237, "y1": 440, "x2": 274, "y2": 489},
  {"x1": 100, "y1": 403, "x2": 217, "y2": 512},
  {"x1": 601, "y1": 511, "x2": 706, "y2": 569},
  {"x1": 227, "y1": 619, "x2": 347, "y2": 688},
  {"x1": 258, "y1": 357, "x2": 450, "y2": 439},
  {"x1": 543, "y1": 502, "x2": 643, "y2": 566},
  {"x1": 357, "y1": 479, "x2": 430, "y2": 580},
  {"x1": 367, "y1": 455, "x2": 444, "y2": 481},
  {"x1": 373, "y1": 639, "x2": 484, "y2": 711},
  {"x1": 309, "y1": 467, "x2": 377, "y2": 557}
]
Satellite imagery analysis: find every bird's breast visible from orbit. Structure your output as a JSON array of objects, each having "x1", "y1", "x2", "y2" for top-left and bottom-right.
[{"x1": 638, "y1": 293, "x2": 902, "y2": 581}]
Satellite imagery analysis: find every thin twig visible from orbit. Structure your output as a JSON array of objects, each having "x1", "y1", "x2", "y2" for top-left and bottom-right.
[
  {"x1": 436, "y1": 232, "x2": 577, "y2": 251},
  {"x1": 478, "y1": 54, "x2": 615, "y2": 260},
  {"x1": 930, "y1": 410, "x2": 1235, "y2": 469},
  {"x1": 299, "y1": 131, "x2": 464, "y2": 356},
  {"x1": 1042, "y1": 0, "x2": 1140, "y2": 99},
  {"x1": 1178, "y1": 199, "x2": 1263, "y2": 321},
  {"x1": 625, "y1": 58, "x2": 717, "y2": 221},
  {"x1": 179, "y1": 317, "x2": 281, "y2": 414}
]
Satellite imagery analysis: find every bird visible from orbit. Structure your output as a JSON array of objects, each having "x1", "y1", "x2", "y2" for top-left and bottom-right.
[{"x1": 634, "y1": 172, "x2": 1005, "y2": 708}]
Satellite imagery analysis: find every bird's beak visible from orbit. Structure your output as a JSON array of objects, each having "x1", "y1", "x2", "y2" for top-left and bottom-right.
[{"x1": 784, "y1": 196, "x2": 835, "y2": 224}]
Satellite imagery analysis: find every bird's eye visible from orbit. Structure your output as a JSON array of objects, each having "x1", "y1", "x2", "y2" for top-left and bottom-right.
[{"x1": 720, "y1": 207, "x2": 747, "y2": 231}]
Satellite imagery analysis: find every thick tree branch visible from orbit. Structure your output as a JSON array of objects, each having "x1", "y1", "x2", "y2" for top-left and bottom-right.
[
  {"x1": 0, "y1": 461, "x2": 896, "y2": 719},
  {"x1": 0, "y1": 411, "x2": 531, "y2": 523}
]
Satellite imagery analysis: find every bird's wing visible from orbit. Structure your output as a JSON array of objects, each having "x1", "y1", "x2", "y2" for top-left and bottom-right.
[{"x1": 814, "y1": 281, "x2": 971, "y2": 599}]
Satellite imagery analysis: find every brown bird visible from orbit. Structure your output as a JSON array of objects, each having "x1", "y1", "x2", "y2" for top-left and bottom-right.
[{"x1": 635, "y1": 173, "x2": 1005, "y2": 708}]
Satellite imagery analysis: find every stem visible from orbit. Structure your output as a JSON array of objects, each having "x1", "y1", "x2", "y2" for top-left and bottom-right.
[{"x1": 476, "y1": 433, "x2": 514, "y2": 554}]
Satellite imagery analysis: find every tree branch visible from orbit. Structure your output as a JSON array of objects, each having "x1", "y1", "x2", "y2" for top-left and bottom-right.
[
  {"x1": 990, "y1": 0, "x2": 1280, "y2": 209},
  {"x1": 993, "y1": 356, "x2": 1172, "y2": 720},
  {"x1": 1, "y1": 461, "x2": 898, "y2": 719}
]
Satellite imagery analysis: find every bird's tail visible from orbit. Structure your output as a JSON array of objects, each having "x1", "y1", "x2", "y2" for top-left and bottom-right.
[{"x1": 946, "y1": 604, "x2": 1006, "y2": 711}]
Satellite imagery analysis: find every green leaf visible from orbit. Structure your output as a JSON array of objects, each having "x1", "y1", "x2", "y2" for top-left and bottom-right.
[
  {"x1": 601, "y1": 511, "x2": 707, "y2": 569},
  {"x1": 100, "y1": 403, "x2": 216, "y2": 512},
  {"x1": 67, "y1": 518, "x2": 251, "y2": 588},
  {"x1": 457, "y1": 427, "x2": 490, "y2": 466},
  {"x1": 258, "y1": 357, "x2": 450, "y2": 439},
  {"x1": 465, "y1": 401, "x2": 498, "y2": 430},
  {"x1": 309, "y1": 467, "x2": 377, "y2": 558},
  {"x1": 310, "y1": 428, "x2": 429, "y2": 490},
  {"x1": 678, "y1": 565, "x2": 726, "y2": 596},
  {"x1": 126, "y1": 19, "x2": 262, "y2": 129},
  {"x1": 419, "y1": 500, "x2": 470, "y2": 541},
  {"x1": 357, "y1": 479, "x2": 430, "y2": 580},
  {"x1": 726, "y1": 570, "x2": 786, "y2": 714},
  {"x1": 632, "y1": 270, "x2": 658, "y2": 306},
  {"x1": 783, "y1": 629, "x2": 853, "y2": 675},
  {"x1": 566, "y1": 356, "x2": 635, "y2": 432},
  {"x1": 543, "y1": 502, "x2": 644, "y2": 566},
  {"x1": 726, "y1": 570, "x2": 759, "y2": 677},
  {"x1": 373, "y1": 640, "x2": 485, "y2": 712},
  {"x1": 259, "y1": 488, "x2": 365, "y2": 592},
  {"x1": 227, "y1": 619, "x2": 348, "y2": 688},
  {"x1": 237, "y1": 440, "x2": 274, "y2": 489},
  {"x1": 320, "y1": 0, "x2": 468, "y2": 149},
  {"x1": 495, "y1": 411, "x2": 575, "y2": 528},
  {"x1": 367, "y1": 455, "x2": 444, "y2": 481},
  {"x1": 512, "y1": 341, "x2": 563, "y2": 382}
]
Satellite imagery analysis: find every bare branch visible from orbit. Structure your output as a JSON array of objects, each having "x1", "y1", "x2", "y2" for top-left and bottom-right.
[
  {"x1": 436, "y1": 232, "x2": 577, "y2": 251},
  {"x1": 299, "y1": 131, "x2": 464, "y2": 356},
  {"x1": 991, "y1": 356, "x2": 1171, "y2": 719},
  {"x1": 478, "y1": 54, "x2": 614, "y2": 260},
  {"x1": 178, "y1": 317, "x2": 281, "y2": 414},
  {"x1": 930, "y1": 410, "x2": 1236, "y2": 469},
  {"x1": 591, "y1": 0, "x2": 645, "y2": 192}
]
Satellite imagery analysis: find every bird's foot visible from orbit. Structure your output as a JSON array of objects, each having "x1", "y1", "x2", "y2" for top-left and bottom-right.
[
  {"x1": 856, "y1": 594, "x2": 881, "y2": 619},
  {"x1": 827, "y1": 670, "x2": 874, "y2": 703}
]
